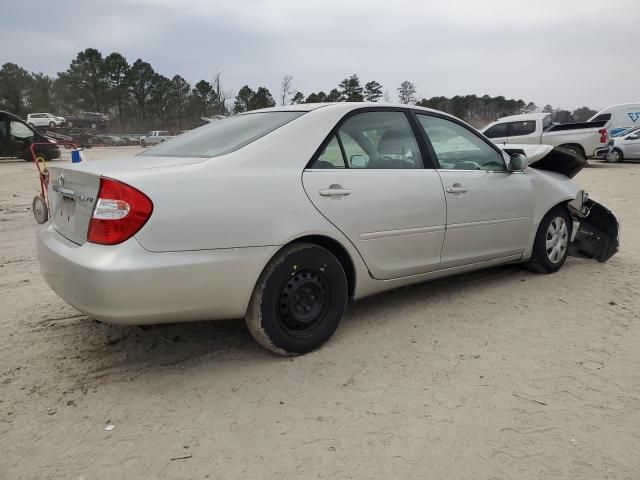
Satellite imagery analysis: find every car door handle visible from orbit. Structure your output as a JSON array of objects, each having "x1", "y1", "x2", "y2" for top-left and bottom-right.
[
  {"x1": 319, "y1": 185, "x2": 351, "y2": 197},
  {"x1": 446, "y1": 185, "x2": 468, "y2": 194}
]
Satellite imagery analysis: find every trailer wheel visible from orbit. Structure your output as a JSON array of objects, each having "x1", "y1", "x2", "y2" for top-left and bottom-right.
[{"x1": 32, "y1": 195, "x2": 49, "y2": 224}]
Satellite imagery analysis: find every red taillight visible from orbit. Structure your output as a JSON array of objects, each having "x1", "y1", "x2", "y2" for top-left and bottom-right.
[
  {"x1": 87, "y1": 177, "x2": 153, "y2": 245},
  {"x1": 599, "y1": 129, "x2": 608, "y2": 144}
]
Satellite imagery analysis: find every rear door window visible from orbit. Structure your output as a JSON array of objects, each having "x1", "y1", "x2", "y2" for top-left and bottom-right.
[
  {"x1": 483, "y1": 123, "x2": 507, "y2": 138},
  {"x1": 508, "y1": 121, "x2": 536, "y2": 136}
]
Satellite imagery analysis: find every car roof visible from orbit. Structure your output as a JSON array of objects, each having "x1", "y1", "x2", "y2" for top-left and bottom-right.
[
  {"x1": 488, "y1": 112, "x2": 549, "y2": 123},
  {"x1": 244, "y1": 102, "x2": 465, "y2": 122}
]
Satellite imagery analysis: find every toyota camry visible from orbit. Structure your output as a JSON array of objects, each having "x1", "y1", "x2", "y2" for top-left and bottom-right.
[{"x1": 37, "y1": 103, "x2": 619, "y2": 355}]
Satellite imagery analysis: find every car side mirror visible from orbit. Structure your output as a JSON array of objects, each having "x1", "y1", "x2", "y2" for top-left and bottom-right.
[
  {"x1": 350, "y1": 154, "x2": 367, "y2": 168},
  {"x1": 509, "y1": 153, "x2": 527, "y2": 171},
  {"x1": 628, "y1": 134, "x2": 640, "y2": 140}
]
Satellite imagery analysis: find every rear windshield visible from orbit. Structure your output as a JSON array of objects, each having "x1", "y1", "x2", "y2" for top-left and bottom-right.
[{"x1": 140, "y1": 112, "x2": 305, "y2": 158}]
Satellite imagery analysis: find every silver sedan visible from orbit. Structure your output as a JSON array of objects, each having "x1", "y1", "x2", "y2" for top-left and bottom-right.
[{"x1": 37, "y1": 103, "x2": 619, "y2": 355}]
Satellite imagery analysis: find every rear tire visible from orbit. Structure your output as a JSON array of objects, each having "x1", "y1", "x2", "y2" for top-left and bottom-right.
[
  {"x1": 527, "y1": 207, "x2": 572, "y2": 274},
  {"x1": 607, "y1": 148, "x2": 623, "y2": 163},
  {"x1": 141, "y1": 140, "x2": 147, "y2": 147},
  {"x1": 245, "y1": 243, "x2": 348, "y2": 355},
  {"x1": 48, "y1": 121, "x2": 55, "y2": 128}
]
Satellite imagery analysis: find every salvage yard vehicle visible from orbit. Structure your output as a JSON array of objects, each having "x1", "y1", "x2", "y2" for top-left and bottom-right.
[
  {"x1": 0, "y1": 110, "x2": 61, "y2": 161},
  {"x1": 140, "y1": 130, "x2": 173, "y2": 146},
  {"x1": 606, "y1": 127, "x2": 640, "y2": 163},
  {"x1": 66, "y1": 112, "x2": 110, "y2": 130},
  {"x1": 481, "y1": 112, "x2": 608, "y2": 159},
  {"x1": 27, "y1": 113, "x2": 66, "y2": 128},
  {"x1": 36, "y1": 103, "x2": 619, "y2": 355},
  {"x1": 589, "y1": 102, "x2": 640, "y2": 137}
]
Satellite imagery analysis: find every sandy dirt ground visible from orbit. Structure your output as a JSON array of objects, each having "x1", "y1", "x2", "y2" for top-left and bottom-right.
[{"x1": 1, "y1": 147, "x2": 639, "y2": 480}]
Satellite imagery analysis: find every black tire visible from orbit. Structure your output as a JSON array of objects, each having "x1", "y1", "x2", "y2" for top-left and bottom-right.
[
  {"x1": 48, "y1": 121, "x2": 55, "y2": 128},
  {"x1": 607, "y1": 148, "x2": 623, "y2": 163},
  {"x1": 527, "y1": 207, "x2": 572, "y2": 273},
  {"x1": 245, "y1": 243, "x2": 348, "y2": 355},
  {"x1": 141, "y1": 140, "x2": 147, "y2": 147}
]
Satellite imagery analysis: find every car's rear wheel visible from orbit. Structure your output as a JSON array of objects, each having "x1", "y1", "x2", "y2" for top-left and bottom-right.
[
  {"x1": 527, "y1": 207, "x2": 571, "y2": 273},
  {"x1": 607, "y1": 148, "x2": 623, "y2": 163},
  {"x1": 245, "y1": 243, "x2": 348, "y2": 355},
  {"x1": 141, "y1": 140, "x2": 147, "y2": 147}
]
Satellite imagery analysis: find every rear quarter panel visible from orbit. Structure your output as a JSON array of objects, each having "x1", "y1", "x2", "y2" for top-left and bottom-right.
[{"x1": 125, "y1": 106, "x2": 361, "y2": 253}]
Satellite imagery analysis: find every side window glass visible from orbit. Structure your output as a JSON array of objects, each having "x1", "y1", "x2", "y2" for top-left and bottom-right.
[
  {"x1": 10, "y1": 121, "x2": 34, "y2": 140},
  {"x1": 339, "y1": 131, "x2": 369, "y2": 168},
  {"x1": 509, "y1": 121, "x2": 536, "y2": 136},
  {"x1": 312, "y1": 135, "x2": 346, "y2": 168},
  {"x1": 484, "y1": 123, "x2": 507, "y2": 138},
  {"x1": 338, "y1": 111, "x2": 423, "y2": 169},
  {"x1": 418, "y1": 114, "x2": 506, "y2": 172}
]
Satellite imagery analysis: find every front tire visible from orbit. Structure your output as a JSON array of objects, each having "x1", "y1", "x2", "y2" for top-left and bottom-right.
[
  {"x1": 245, "y1": 243, "x2": 348, "y2": 355},
  {"x1": 607, "y1": 148, "x2": 623, "y2": 163},
  {"x1": 527, "y1": 207, "x2": 571, "y2": 273}
]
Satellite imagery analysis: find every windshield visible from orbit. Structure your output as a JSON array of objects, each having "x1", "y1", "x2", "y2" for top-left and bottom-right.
[{"x1": 140, "y1": 111, "x2": 306, "y2": 158}]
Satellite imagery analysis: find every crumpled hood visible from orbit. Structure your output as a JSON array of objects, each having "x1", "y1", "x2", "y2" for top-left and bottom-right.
[{"x1": 499, "y1": 144, "x2": 587, "y2": 178}]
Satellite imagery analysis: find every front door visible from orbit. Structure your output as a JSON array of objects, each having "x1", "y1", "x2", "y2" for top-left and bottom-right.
[
  {"x1": 302, "y1": 110, "x2": 447, "y2": 280},
  {"x1": 623, "y1": 131, "x2": 640, "y2": 158},
  {"x1": 416, "y1": 113, "x2": 535, "y2": 268}
]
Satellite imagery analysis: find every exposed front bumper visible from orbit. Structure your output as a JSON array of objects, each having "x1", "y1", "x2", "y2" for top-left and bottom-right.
[{"x1": 36, "y1": 224, "x2": 278, "y2": 324}]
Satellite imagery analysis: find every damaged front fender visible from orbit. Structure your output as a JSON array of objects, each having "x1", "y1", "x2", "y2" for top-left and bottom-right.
[{"x1": 569, "y1": 197, "x2": 619, "y2": 262}]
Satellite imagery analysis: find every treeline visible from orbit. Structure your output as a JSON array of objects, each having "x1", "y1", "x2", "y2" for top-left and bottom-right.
[{"x1": 0, "y1": 48, "x2": 599, "y2": 132}]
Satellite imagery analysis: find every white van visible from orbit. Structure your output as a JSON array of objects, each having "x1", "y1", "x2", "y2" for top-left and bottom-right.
[{"x1": 589, "y1": 103, "x2": 640, "y2": 137}]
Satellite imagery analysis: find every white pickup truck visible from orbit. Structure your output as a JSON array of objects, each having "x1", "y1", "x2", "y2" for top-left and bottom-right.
[
  {"x1": 481, "y1": 113, "x2": 608, "y2": 159},
  {"x1": 140, "y1": 130, "x2": 173, "y2": 147}
]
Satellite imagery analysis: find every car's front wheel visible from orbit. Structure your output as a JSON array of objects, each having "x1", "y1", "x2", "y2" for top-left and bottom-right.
[
  {"x1": 607, "y1": 148, "x2": 623, "y2": 163},
  {"x1": 527, "y1": 207, "x2": 571, "y2": 273},
  {"x1": 245, "y1": 243, "x2": 348, "y2": 355}
]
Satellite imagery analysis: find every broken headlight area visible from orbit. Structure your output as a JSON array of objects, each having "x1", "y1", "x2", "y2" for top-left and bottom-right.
[{"x1": 568, "y1": 195, "x2": 619, "y2": 262}]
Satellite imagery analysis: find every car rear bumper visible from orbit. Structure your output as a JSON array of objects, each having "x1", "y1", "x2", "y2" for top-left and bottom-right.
[
  {"x1": 593, "y1": 146, "x2": 610, "y2": 159},
  {"x1": 36, "y1": 224, "x2": 277, "y2": 324}
]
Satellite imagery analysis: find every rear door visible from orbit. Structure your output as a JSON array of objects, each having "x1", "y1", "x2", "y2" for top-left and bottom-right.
[
  {"x1": 416, "y1": 113, "x2": 535, "y2": 268},
  {"x1": 505, "y1": 120, "x2": 539, "y2": 144},
  {"x1": 302, "y1": 109, "x2": 447, "y2": 280}
]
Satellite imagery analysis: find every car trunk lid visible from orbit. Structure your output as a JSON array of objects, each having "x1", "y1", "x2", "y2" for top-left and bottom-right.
[{"x1": 47, "y1": 166, "x2": 101, "y2": 245}]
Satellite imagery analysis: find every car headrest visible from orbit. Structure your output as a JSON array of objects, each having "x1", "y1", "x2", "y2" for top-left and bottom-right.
[{"x1": 377, "y1": 129, "x2": 412, "y2": 156}]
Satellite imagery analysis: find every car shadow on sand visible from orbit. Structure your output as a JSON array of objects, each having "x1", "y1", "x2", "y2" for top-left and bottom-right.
[{"x1": 68, "y1": 263, "x2": 526, "y2": 388}]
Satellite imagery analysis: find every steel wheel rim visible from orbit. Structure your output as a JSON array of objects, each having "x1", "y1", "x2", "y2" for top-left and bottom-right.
[
  {"x1": 278, "y1": 268, "x2": 330, "y2": 338},
  {"x1": 545, "y1": 216, "x2": 568, "y2": 264}
]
